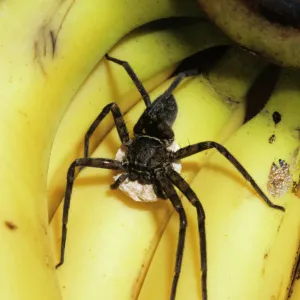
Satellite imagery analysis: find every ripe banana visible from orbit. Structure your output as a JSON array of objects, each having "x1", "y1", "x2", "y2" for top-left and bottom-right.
[
  {"x1": 140, "y1": 68, "x2": 300, "y2": 300},
  {"x1": 0, "y1": 0, "x2": 203, "y2": 299},
  {"x1": 50, "y1": 47, "x2": 266, "y2": 300},
  {"x1": 197, "y1": 0, "x2": 300, "y2": 67},
  {"x1": 47, "y1": 19, "x2": 230, "y2": 220}
]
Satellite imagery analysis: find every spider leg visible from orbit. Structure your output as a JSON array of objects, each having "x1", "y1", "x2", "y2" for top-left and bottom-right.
[
  {"x1": 56, "y1": 157, "x2": 123, "y2": 268},
  {"x1": 110, "y1": 173, "x2": 128, "y2": 189},
  {"x1": 84, "y1": 102, "x2": 130, "y2": 159},
  {"x1": 155, "y1": 170, "x2": 187, "y2": 300},
  {"x1": 174, "y1": 141, "x2": 285, "y2": 212},
  {"x1": 167, "y1": 167, "x2": 208, "y2": 300},
  {"x1": 105, "y1": 54, "x2": 151, "y2": 107},
  {"x1": 159, "y1": 69, "x2": 198, "y2": 100}
]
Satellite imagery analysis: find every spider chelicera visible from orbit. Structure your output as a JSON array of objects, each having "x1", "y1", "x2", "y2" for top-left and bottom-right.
[{"x1": 56, "y1": 54, "x2": 285, "y2": 300}]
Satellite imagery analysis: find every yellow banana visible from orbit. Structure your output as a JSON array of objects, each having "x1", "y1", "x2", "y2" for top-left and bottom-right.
[
  {"x1": 140, "y1": 69, "x2": 300, "y2": 300},
  {"x1": 0, "y1": 0, "x2": 202, "y2": 299},
  {"x1": 47, "y1": 19, "x2": 230, "y2": 220},
  {"x1": 50, "y1": 47, "x2": 266, "y2": 300}
]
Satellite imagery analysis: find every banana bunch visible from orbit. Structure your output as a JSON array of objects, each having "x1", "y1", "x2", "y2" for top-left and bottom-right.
[
  {"x1": 139, "y1": 69, "x2": 300, "y2": 300},
  {"x1": 2, "y1": 0, "x2": 300, "y2": 300},
  {"x1": 49, "y1": 47, "x2": 268, "y2": 300}
]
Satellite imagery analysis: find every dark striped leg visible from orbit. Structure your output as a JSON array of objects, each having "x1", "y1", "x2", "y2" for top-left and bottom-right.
[
  {"x1": 105, "y1": 54, "x2": 151, "y2": 107},
  {"x1": 110, "y1": 173, "x2": 128, "y2": 189},
  {"x1": 167, "y1": 167, "x2": 208, "y2": 300},
  {"x1": 159, "y1": 69, "x2": 198, "y2": 100},
  {"x1": 174, "y1": 141, "x2": 285, "y2": 212},
  {"x1": 155, "y1": 171, "x2": 187, "y2": 300},
  {"x1": 56, "y1": 158, "x2": 123, "y2": 268},
  {"x1": 84, "y1": 102, "x2": 130, "y2": 159}
]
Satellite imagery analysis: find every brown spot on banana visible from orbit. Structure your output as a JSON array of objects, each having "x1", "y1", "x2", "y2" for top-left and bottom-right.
[
  {"x1": 33, "y1": 0, "x2": 77, "y2": 74},
  {"x1": 4, "y1": 221, "x2": 18, "y2": 230}
]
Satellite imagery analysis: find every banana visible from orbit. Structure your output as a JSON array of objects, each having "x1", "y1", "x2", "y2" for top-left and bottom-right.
[
  {"x1": 49, "y1": 47, "x2": 266, "y2": 300},
  {"x1": 0, "y1": 0, "x2": 203, "y2": 299},
  {"x1": 47, "y1": 19, "x2": 230, "y2": 220},
  {"x1": 140, "y1": 68, "x2": 300, "y2": 300},
  {"x1": 197, "y1": 0, "x2": 300, "y2": 67}
]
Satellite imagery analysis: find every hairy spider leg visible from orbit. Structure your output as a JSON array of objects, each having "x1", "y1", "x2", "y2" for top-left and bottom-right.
[
  {"x1": 110, "y1": 172, "x2": 128, "y2": 189},
  {"x1": 167, "y1": 167, "x2": 208, "y2": 300},
  {"x1": 174, "y1": 141, "x2": 285, "y2": 212},
  {"x1": 155, "y1": 170, "x2": 187, "y2": 300},
  {"x1": 105, "y1": 54, "x2": 152, "y2": 107},
  {"x1": 134, "y1": 70, "x2": 198, "y2": 139},
  {"x1": 84, "y1": 102, "x2": 130, "y2": 159},
  {"x1": 159, "y1": 69, "x2": 199, "y2": 100},
  {"x1": 56, "y1": 158, "x2": 124, "y2": 268}
]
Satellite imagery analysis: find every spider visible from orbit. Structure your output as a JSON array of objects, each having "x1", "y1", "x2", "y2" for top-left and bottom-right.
[{"x1": 56, "y1": 54, "x2": 285, "y2": 300}]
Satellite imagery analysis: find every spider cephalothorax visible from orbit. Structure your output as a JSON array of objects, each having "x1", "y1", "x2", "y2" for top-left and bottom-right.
[
  {"x1": 115, "y1": 135, "x2": 182, "y2": 201},
  {"x1": 115, "y1": 92, "x2": 179, "y2": 191},
  {"x1": 56, "y1": 54, "x2": 285, "y2": 300},
  {"x1": 125, "y1": 136, "x2": 171, "y2": 173},
  {"x1": 113, "y1": 135, "x2": 182, "y2": 202}
]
